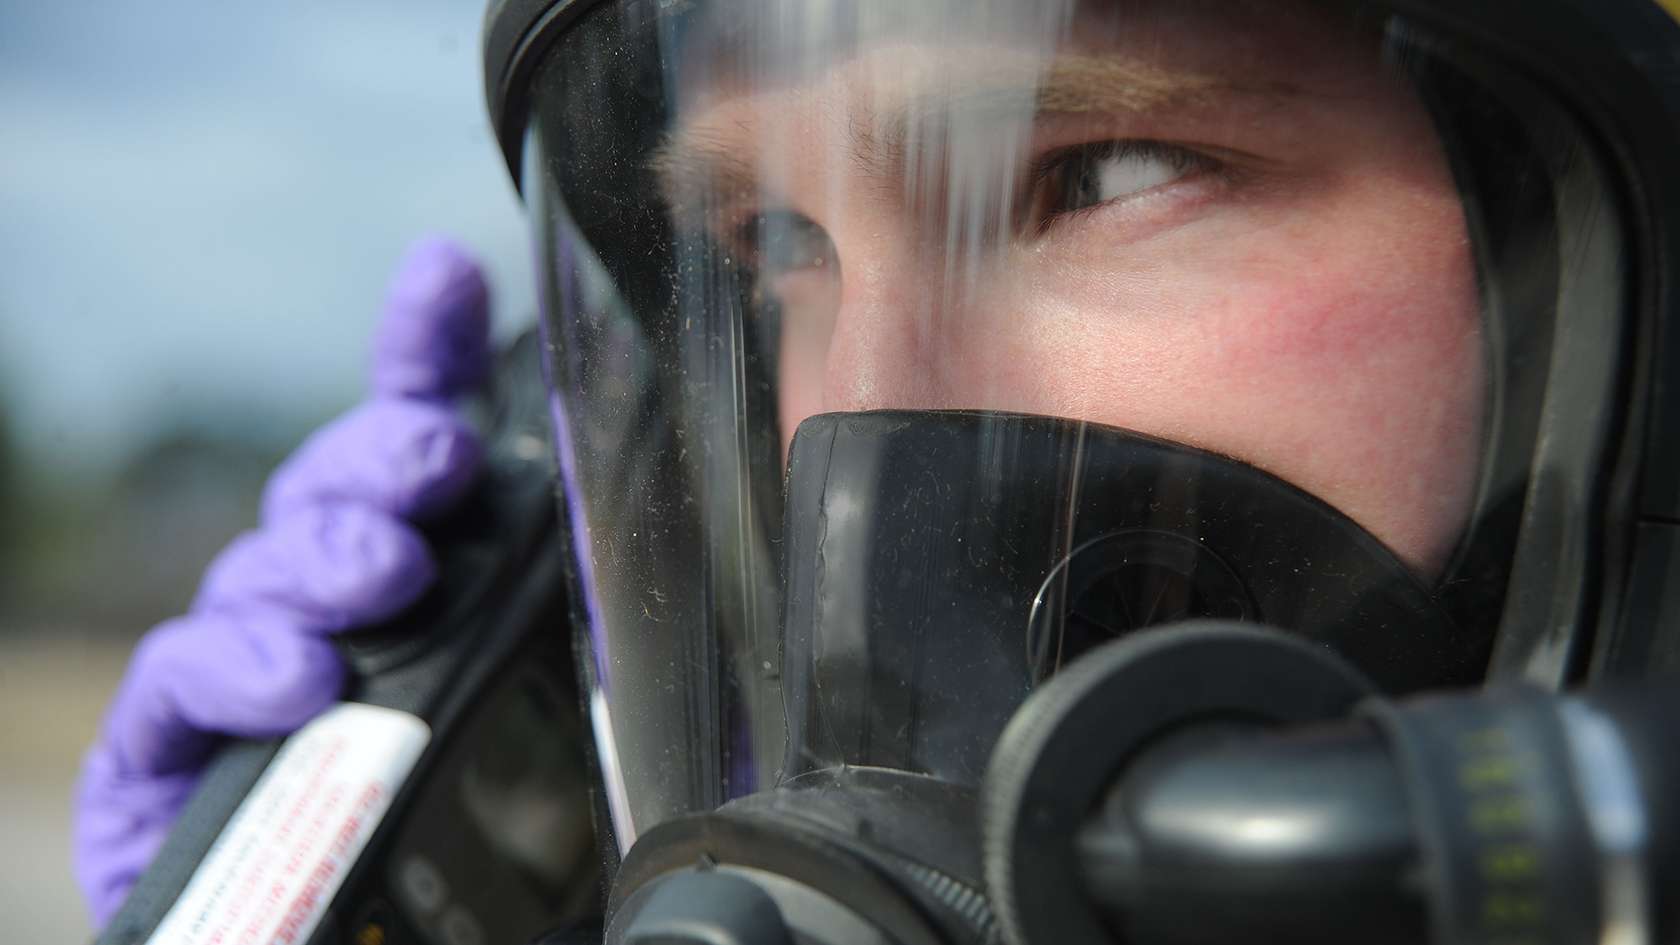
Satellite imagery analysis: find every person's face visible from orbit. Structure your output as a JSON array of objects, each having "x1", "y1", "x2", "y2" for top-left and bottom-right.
[{"x1": 658, "y1": 0, "x2": 1482, "y2": 574}]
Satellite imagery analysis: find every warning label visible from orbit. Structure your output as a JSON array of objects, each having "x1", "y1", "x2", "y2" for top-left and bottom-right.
[{"x1": 145, "y1": 703, "x2": 430, "y2": 945}]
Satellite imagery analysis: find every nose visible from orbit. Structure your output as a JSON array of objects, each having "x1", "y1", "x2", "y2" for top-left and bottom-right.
[
  {"x1": 774, "y1": 221, "x2": 951, "y2": 449},
  {"x1": 773, "y1": 163, "x2": 1015, "y2": 436},
  {"x1": 817, "y1": 240, "x2": 946, "y2": 415}
]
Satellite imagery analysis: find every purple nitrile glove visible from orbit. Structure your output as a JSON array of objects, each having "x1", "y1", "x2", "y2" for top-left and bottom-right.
[{"x1": 72, "y1": 237, "x2": 493, "y2": 928}]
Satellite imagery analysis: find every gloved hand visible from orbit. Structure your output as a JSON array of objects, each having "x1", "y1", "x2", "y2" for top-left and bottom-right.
[{"x1": 71, "y1": 238, "x2": 493, "y2": 927}]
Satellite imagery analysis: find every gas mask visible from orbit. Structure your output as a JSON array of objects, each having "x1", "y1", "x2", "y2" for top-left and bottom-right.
[{"x1": 482, "y1": 1, "x2": 1680, "y2": 941}]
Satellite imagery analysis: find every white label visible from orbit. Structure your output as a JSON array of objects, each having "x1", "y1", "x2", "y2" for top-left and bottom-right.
[{"x1": 145, "y1": 703, "x2": 430, "y2": 945}]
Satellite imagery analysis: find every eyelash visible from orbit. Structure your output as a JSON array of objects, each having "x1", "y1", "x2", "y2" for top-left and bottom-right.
[{"x1": 1024, "y1": 139, "x2": 1222, "y2": 233}]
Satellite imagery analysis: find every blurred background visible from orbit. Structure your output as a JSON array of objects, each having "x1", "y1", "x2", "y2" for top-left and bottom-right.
[{"x1": 0, "y1": 2, "x2": 533, "y2": 938}]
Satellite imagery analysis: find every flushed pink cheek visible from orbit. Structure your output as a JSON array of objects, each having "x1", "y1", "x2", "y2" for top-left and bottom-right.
[
  {"x1": 982, "y1": 204, "x2": 1483, "y2": 575},
  {"x1": 1154, "y1": 228, "x2": 1481, "y2": 573}
]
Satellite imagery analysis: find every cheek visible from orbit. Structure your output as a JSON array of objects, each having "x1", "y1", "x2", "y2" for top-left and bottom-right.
[
  {"x1": 1208, "y1": 229, "x2": 1484, "y2": 572},
  {"x1": 989, "y1": 192, "x2": 1483, "y2": 574}
]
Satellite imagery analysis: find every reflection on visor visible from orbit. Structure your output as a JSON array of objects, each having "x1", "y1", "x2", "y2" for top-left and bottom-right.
[{"x1": 519, "y1": 0, "x2": 1607, "y2": 843}]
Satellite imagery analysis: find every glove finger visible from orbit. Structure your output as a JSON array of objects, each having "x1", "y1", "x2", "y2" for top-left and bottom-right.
[
  {"x1": 194, "y1": 504, "x2": 436, "y2": 632},
  {"x1": 72, "y1": 749, "x2": 197, "y2": 927},
  {"x1": 99, "y1": 611, "x2": 346, "y2": 779},
  {"x1": 261, "y1": 398, "x2": 482, "y2": 524},
  {"x1": 371, "y1": 236, "x2": 491, "y2": 400}
]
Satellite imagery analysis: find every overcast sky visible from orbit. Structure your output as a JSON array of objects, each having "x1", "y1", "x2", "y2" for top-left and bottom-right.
[{"x1": 0, "y1": 0, "x2": 535, "y2": 484}]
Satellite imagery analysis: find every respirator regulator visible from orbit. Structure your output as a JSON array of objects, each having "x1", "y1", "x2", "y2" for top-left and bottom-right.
[{"x1": 608, "y1": 626, "x2": 1680, "y2": 945}]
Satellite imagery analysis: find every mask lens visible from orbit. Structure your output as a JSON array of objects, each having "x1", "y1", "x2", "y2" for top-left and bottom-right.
[{"x1": 520, "y1": 0, "x2": 1626, "y2": 846}]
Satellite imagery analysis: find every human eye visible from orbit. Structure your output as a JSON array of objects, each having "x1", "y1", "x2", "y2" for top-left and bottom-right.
[
  {"x1": 738, "y1": 210, "x2": 837, "y2": 280},
  {"x1": 1022, "y1": 140, "x2": 1223, "y2": 233},
  {"x1": 721, "y1": 208, "x2": 841, "y2": 324}
]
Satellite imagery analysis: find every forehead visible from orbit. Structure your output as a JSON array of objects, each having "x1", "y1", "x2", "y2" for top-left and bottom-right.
[
  {"x1": 657, "y1": 0, "x2": 1412, "y2": 198},
  {"x1": 669, "y1": 0, "x2": 1382, "y2": 98}
]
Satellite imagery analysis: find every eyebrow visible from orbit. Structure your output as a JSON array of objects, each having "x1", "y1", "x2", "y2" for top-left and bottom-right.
[
  {"x1": 650, "y1": 128, "x2": 760, "y2": 218},
  {"x1": 1033, "y1": 54, "x2": 1260, "y2": 114},
  {"x1": 650, "y1": 53, "x2": 1300, "y2": 213}
]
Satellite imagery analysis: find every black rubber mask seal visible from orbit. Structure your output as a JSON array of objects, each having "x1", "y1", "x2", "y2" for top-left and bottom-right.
[{"x1": 777, "y1": 410, "x2": 1489, "y2": 784}]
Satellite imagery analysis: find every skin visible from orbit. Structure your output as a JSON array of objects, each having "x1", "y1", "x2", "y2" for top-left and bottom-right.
[{"x1": 657, "y1": 0, "x2": 1483, "y2": 574}]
